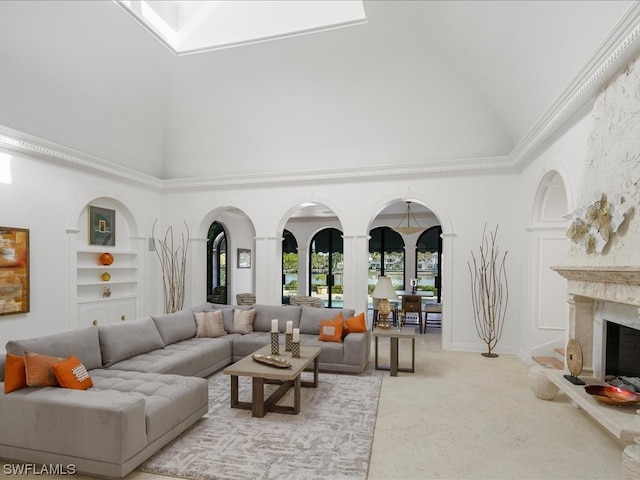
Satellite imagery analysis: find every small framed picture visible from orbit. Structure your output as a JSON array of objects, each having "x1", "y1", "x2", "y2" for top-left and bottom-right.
[
  {"x1": 237, "y1": 248, "x2": 251, "y2": 268},
  {"x1": 89, "y1": 206, "x2": 115, "y2": 246}
]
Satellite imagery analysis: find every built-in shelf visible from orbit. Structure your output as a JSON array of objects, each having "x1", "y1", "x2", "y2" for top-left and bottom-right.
[
  {"x1": 75, "y1": 249, "x2": 138, "y2": 327},
  {"x1": 543, "y1": 368, "x2": 640, "y2": 445}
]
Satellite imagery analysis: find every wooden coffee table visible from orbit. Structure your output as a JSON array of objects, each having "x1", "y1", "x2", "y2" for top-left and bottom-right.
[{"x1": 223, "y1": 344, "x2": 321, "y2": 418}]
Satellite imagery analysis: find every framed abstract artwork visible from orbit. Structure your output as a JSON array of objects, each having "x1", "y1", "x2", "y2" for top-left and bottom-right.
[
  {"x1": 89, "y1": 206, "x2": 116, "y2": 246},
  {"x1": 0, "y1": 227, "x2": 29, "y2": 315},
  {"x1": 237, "y1": 248, "x2": 251, "y2": 268}
]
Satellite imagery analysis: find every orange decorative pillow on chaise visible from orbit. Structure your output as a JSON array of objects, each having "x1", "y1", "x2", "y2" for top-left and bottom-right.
[
  {"x1": 4, "y1": 353, "x2": 27, "y2": 394},
  {"x1": 52, "y1": 355, "x2": 93, "y2": 390},
  {"x1": 24, "y1": 352, "x2": 64, "y2": 387}
]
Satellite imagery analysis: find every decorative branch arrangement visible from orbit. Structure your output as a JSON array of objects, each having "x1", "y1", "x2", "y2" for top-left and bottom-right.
[
  {"x1": 468, "y1": 224, "x2": 509, "y2": 358},
  {"x1": 152, "y1": 220, "x2": 190, "y2": 314}
]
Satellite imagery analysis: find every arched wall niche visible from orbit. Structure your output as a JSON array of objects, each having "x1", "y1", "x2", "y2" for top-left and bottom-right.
[
  {"x1": 67, "y1": 190, "x2": 143, "y2": 330},
  {"x1": 526, "y1": 167, "x2": 571, "y2": 361}
]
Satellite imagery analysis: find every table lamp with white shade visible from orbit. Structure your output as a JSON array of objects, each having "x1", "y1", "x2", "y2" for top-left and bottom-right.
[{"x1": 372, "y1": 276, "x2": 398, "y2": 329}]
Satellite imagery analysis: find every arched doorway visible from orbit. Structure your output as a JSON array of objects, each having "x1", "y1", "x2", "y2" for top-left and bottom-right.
[
  {"x1": 309, "y1": 227, "x2": 343, "y2": 307},
  {"x1": 368, "y1": 226, "x2": 405, "y2": 291},
  {"x1": 282, "y1": 229, "x2": 298, "y2": 303},
  {"x1": 207, "y1": 221, "x2": 227, "y2": 304}
]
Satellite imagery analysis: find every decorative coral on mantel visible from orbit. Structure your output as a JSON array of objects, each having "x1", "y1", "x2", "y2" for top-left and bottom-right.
[{"x1": 566, "y1": 193, "x2": 631, "y2": 254}]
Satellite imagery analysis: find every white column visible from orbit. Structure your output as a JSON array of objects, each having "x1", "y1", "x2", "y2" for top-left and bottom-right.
[
  {"x1": 342, "y1": 234, "x2": 370, "y2": 314},
  {"x1": 297, "y1": 245, "x2": 309, "y2": 295},
  {"x1": 568, "y1": 294, "x2": 595, "y2": 375},
  {"x1": 254, "y1": 236, "x2": 282, "y2": 305}
]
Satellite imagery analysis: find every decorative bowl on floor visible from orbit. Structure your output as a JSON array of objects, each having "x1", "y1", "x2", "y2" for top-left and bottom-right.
[{"x1": 585, "y1": 385, "x2": 640, "y2": 406}]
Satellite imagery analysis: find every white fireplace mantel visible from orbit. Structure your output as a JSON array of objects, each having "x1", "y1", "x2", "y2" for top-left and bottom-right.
[{"x1": 553, "y1": 266, "x2": 640, "y2": 307}]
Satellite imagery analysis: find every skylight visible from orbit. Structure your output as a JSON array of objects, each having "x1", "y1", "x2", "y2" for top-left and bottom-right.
[{"x1": 115, "y1": 1, "x2": 367, "y2": 55}]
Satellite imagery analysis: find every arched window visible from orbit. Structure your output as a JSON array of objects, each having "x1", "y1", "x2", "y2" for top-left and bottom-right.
[
  {"x1": 309, "y1": 228, "x2": 343, "y2": 308},
  {"x1": 368, "y1": 226, "x2": 405, "y2": 291},
  {"x1": 282, "y1": 229, "x2": 298, "y2": 303},
  {"x1": 416, "y1": 226, "x2": 442, "y2": 302},
  {"x1": 207, "y1": 221, "x2": 227, "y2": 304}
]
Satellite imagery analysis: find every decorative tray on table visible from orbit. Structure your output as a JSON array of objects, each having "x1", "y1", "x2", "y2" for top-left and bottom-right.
[{"x1": 252, "y1": 354, "x2": 292, "y2": 368}]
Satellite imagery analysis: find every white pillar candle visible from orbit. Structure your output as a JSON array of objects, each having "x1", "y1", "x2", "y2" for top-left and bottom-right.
[
  {"x1": 286, "y1": 321, "x2": 293, "y2": 333},
  {"x1": 292, "y1": 328, "x2": 300, "y2": 343},
  {"x1": 271, "y1": 319, "x2": 279, "y2": 333}
]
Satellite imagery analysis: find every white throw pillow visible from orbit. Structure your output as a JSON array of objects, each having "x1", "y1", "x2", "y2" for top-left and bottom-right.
[
  {"x1": 233, "y1": 309, "x2": 256, "y2": 334},
  {"x1": 194, "y1": 310, "x2": 226, "y2": 338}
]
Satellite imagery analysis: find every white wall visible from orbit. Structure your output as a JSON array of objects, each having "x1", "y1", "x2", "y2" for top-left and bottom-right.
[
  {"x1": 0, "y1": 147, "x2": 162, "y2": 352},
  {"x1": 517, "y1": 111, "x2": 592, "y2": 360},
  {"x1": 0, "y1": 109, "x2": 598, "y2": 359},
  {"x1": 161, "y1": 169, "x2": 524, "y2": 354}
]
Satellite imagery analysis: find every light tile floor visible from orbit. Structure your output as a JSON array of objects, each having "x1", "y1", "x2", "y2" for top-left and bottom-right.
[{"x1": 2, "y1": 326, "x2": 627, "y2": 480}]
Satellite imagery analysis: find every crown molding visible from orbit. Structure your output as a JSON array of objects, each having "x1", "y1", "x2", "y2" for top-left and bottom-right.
[
  {"x1": 0, "y1": 125, "x2": 162, "y2": 190},
  {"x1": 161, "y1": 156, "x2": 516, "y2": 191},
  {"x1": 510, "y1": 1, "x2": 640, "y2": 169}
]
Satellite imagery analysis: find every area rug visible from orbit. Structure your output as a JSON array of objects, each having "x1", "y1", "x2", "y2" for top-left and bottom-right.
[{"x1": 138, "y1": 370, "x2": 382, "y2": 480}]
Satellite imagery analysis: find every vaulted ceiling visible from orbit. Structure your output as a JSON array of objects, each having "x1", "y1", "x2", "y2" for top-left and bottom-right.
[{"x1": 0, "y1": 1, "x2": 635, "y2": 181}]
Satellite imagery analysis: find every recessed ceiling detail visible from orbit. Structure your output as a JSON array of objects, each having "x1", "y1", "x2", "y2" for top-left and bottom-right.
[{"x1": 115, "y1": 0, "x2": 367, "y2": 55}]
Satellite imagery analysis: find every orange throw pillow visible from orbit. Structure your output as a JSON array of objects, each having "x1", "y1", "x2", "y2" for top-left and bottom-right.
[
  {"x1": 344, "y1": 312, "x2": 367, "y2": 334},
  {"x1": 4, "y1": 353, "x2": 27, "y2": 393},
  {"x1": 52, "y1": 355, "x2": 93, "y2": 390},
  {"x1": 24, "y1": 352, "x2": 64, "y2": 387},
  {"x1": 319, "y1": 317, "x2": 343, "y2": 343}
]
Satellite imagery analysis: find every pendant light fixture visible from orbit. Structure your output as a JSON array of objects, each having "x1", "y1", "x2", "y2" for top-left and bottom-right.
[{"x1": 392, "y1": 201, "x2": 426, "y2": 235}]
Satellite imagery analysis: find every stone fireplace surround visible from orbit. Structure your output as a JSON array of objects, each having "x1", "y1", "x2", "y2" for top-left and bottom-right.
[
  {"x1": 552, "y1": 265, "x2": 640, "y2": 381},
  {"x1": 541, "y1": 266, "x2": 640, "y2": 464}
]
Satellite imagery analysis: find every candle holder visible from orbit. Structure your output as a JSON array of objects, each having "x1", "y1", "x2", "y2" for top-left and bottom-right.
[
  {"x1": 270, "y1": 332, "x2": 280, "y2": 355},
  {"x1": 291, "y1": 341, "x2": 300, "y2": 358},
  {"x1": 285, "y1": 333, "x2": 293, "y2": 351}
]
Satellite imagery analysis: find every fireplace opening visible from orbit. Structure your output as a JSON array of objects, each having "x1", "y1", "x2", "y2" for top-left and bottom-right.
[{"x1": 606, "y1": 321, "x2": 640, "y2": 378}]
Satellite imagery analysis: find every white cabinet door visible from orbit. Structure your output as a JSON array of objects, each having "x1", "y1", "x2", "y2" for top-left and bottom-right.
[
  {"x1": 78, "y1": 303, "x2": 110, "y2": 328},
  {"x1": 109, "y1": 298, "x2": 137, "y2": 323},
  {"x1": 77, "y1": 298, "x2": 137, "y2": 328}
]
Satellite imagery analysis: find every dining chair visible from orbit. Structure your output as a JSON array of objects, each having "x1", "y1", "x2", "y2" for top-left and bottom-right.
[{"x1": 401, "y1": 294, "x2": 424, "y2": 333}]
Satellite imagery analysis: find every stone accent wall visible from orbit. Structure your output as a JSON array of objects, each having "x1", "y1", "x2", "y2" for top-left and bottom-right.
[{"x1": 568, "y1": 54, "x2": 640, "y2": 266}]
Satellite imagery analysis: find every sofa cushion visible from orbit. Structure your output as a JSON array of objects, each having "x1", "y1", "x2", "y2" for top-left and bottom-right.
[
  {"x1": 194, "y1": 310, "x2": 226, "y2": 338},
  {"x1": 24, "y1": 352, "x2": 64, "y2": 387},
  {"x1": 102, "y1": 337, "x2": 232, "y2": 377},
  {"x1": 299, "y1": 307, "x2": 353, "y2": 335},
  {"x1": 90, "y1": 370, "x2": 209, "y2": 444},
  {"x1": 152, "y1": 309, "x2": 197, "y2": 345},
  {"x1": 98, "y1": 317, "x2": 165, "y2": 367},
  {"x1": 252, "y1": 304, "x2": 301, "y2": 332},
  {"x1": 5, "y1": 326, "x2": 103, "y2": 371},
  {"x1": 4, "y1": 353, "x2": 27, "y2": 393}
]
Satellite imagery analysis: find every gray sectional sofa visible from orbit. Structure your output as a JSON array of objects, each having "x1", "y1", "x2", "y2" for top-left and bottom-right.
[{"x1": 0, "y1": 303, "x2": 369, "y2": 479}]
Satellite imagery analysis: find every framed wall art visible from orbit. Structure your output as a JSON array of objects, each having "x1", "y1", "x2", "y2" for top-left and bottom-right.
[
  {"x1": 237, "y1": 248, "x2": 251, "y2": 268},
  {"x1": 0, "y1": 226, "x2": 29, "y2": 316},
  {"x1": 89, "y1": 206, "x2": 115, "y2": 246}
]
